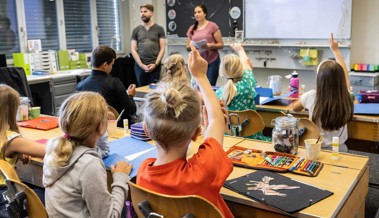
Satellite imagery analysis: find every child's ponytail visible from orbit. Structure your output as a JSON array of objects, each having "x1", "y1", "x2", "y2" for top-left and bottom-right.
[
  {"x1": 45, "y1": 137, "x2": 75, "y2": 167},
  {"x1": 220, "y1": 54, "x2": 244, "y2": 105},
  {"x1": 222, "y1": 79, "x2": 237, "y2": 105}
]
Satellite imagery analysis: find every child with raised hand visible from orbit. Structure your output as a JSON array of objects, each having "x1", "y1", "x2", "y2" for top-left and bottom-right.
[
  {"x1": 0, "y1": 84, "x2": 46, "y2": 216},
  {"x1": 292, "y1": 33, "x2": 353, "y2": 152},
  {"x1": 137, "y1": 44, "x2": 234, "y2": 218},
  {"x1": 216, "y1": 43, "x2": 270, "y2": 141},
  {"x1": 43, "y1": 92, "x2": 132, "y2": 218}
]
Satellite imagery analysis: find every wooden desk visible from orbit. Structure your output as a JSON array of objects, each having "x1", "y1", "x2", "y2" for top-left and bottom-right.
[
  {"x1": 17, "y1": 127, "x2": 368, "y2": 218},
  {"x1": 217, "y1": 139, "x2": 369, "y2": 218},
  {"x1": 256, "y1": 103, "x2": 379, "y2": 142},
  {"x1": 137, "y1": 86, "x2": 379, "y2": 142}
]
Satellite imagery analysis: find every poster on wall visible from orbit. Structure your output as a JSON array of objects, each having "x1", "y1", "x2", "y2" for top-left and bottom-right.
[{"x1": 166, "y1": 0, "x2": 243, "y2": 38}]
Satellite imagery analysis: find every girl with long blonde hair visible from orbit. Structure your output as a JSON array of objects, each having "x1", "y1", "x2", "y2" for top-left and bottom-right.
[{"x1": 43, "y1": 91, "x2": 132, "y2": 218}]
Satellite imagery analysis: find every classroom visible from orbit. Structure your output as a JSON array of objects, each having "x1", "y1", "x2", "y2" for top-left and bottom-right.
[{"x1": 0, "y1": 0, "x2": 378, "y2": 217}]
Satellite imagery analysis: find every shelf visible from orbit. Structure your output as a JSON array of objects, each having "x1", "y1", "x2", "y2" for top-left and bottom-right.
[{"x1": 167, "y1": 38, "x2": 351, "y2": 48}]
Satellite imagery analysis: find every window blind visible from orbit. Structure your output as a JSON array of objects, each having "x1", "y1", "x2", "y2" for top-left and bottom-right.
[
  {"x1": 63, "y1": 0, "x2": 92, "y2": 52},
  {"x1": 96, "y1": 0, "x2": 121, "y2": 51},
  {"x1": 0, "y1": 0, "x2": 20, "y2": 58},
  {"x1": 24, "y1": 0, "x2": 59, "y2": 51}
]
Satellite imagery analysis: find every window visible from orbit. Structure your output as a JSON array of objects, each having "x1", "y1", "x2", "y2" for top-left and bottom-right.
[
  {"x1": 24, "y1": 0, "x2": 59, "y2": 51},
  {"x1": 96, "y1": 0, "x2": 121, "y2": 51},
  {"x1": 0, "y1": 0, "x2": 20, "y2": 58},
  {"x1": 63, "y1": 0, "x2": 92, "y2": 52}
]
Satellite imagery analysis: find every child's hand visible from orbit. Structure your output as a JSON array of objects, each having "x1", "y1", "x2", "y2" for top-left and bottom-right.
[
  {"x1": 329, "y1": 33, "x2": 339, "y2": 53},
  {"x1": 188, "y1": 44, "x2": 208, "y2": 79},
  {"x1": 229, "y1": 42, "x2": 243, "y2": 53},
  {"x1": 111, "y1": 161, "x2": 132, "y2": 176},
  {"x1": 127, "y1": 84, "x2": 136, "y2": 96},
  {"x1": 19, "y1": 154, "x2": 31, "y2": 165}
]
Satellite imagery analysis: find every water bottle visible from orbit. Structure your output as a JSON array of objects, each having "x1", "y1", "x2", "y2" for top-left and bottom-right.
[
  {"x1": 350, "y1": 87, "x2": 355, "y2": 101},
  {"x1": 290, "y1": 71, "x2": 299, "y2": 98}
]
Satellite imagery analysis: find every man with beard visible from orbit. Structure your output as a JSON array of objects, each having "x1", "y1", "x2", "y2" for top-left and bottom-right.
[{"x1": 131, "y1": 4, "x2": 166, "y2": 86}]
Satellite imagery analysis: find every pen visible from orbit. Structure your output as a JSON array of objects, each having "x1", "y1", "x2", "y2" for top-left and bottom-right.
[
  {"x1": 290, "y1": 157, "x2": 304, "y2": 171},
  {"x1": 115, "y1": 109, "x2": 125, "y2": 123}
]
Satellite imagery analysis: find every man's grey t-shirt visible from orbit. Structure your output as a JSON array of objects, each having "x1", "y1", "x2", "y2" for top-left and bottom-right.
[{"x1": 131, "y1": 24, "x2": 166, "y2": 64}]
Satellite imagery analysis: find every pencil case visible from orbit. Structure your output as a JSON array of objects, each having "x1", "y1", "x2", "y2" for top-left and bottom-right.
[
  {"x1": 357, "y1": 90, "x2": 379, "y2": 103},
  {"x1": 225, "y1": 146, "x2": 323, "y2": 177}
]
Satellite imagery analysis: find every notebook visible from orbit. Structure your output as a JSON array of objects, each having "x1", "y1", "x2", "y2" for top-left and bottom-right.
[{"x1": 17, "y1": 117, "x2": 59, "y2": 130}]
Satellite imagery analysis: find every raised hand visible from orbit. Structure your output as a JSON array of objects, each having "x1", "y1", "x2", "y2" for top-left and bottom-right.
[{"x1": 188, "y1": 44, "x2": 208, "y2": 79}]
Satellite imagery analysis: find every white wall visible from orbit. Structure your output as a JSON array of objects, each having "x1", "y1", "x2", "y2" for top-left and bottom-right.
[
  {"x1": 126, "y1": 0, "x2": 379, "y2": 92},
  {"x1": 350, "y1": 0, "x2": 379, "y2": 63}
]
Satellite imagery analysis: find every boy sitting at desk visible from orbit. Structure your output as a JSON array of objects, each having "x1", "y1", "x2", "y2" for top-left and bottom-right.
[{"x1": 77, "y1": 45, "x2": 137, "y2": 127}]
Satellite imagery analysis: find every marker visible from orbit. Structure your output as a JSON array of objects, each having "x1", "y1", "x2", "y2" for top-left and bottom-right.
[
  {"x1": 278, "y1": 156, "x2": 288, "y2": 167},
  {"x1": 295, "y1": 158, "x2": 305, "y2": 170},
  {"x1": 261, "y1": 153, "x2": 274, "y2": 165},
  {"x1": 301, "y1": 160, "x2": 312, "y2": 172},
  {"x1": 290, "y1": 157, "x2": 304, "y2": 171},
  {"x1": 309, "y1": 162, "x2": 321, "y2": 176}
]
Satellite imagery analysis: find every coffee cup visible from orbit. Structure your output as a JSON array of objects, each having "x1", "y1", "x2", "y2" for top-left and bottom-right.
[{"x1": 30, "y1": 106, "x2": 41, "y2": 119}]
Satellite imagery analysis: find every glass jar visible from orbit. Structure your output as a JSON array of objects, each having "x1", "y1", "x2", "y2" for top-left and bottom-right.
[
  {"x1": 268, "y1": 75, "x2": 282, "y2": 96},
  {"x1": 16, "y1": 97, "x2": 31, "y2": 121},
  {"x1": 271, "y1": 116, "x2": 299, "y2": 154}
]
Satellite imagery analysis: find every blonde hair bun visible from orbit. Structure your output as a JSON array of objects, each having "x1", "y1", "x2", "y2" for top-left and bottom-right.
[{"x1": 161, "y1": 88, "x2": 182, "y2": 108}]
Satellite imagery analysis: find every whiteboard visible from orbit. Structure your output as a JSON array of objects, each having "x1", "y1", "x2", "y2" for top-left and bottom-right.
[{"x1": 245, "y1": 0, "x2": 352, "y2": 39}]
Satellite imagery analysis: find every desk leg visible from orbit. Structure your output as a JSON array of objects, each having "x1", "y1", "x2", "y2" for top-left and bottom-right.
[{"x1": 336, "y1": 167, "x2": 369, "y2": 218}]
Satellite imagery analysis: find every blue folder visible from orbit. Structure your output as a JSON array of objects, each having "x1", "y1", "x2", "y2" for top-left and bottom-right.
[
  {"x1": 354, "y1": 103, "x2": 379, "y2": 115},
  {"x1": 259, "y1": 91, "x2": 295, "y2": 105},
  {"x1": 104, "y1": 136, "x2": 157, "y2": 178}
]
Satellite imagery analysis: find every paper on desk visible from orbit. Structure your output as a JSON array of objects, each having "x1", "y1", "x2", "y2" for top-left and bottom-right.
[
  {"x1": 108, "y1": 136, "x2": 157, "y2": 178},
  {"x1": 125, "y1": 147, "x2": 156, "y2": 161}
]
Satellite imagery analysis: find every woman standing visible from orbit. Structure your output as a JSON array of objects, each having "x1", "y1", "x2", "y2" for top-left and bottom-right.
[{"x1": 186, "y1": 4, "x2": 224, "y2": 86}]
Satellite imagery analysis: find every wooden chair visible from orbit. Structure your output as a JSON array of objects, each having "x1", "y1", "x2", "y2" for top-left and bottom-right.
[
  {"x1": 128, "y1": 181, "x2": 223, "y2": 218},
  {"x1": 107, "y1": 105, "x2": 120, "y2": 120},
  {"x1": 0, "y1": 160, "x2": 48, "y2": 218},
  {"x1": 227, "y1": 110, "x2": 265, "y2": 137},
  {"x1": 298, "y1": 118, "x2": 320, "y2": 147}
]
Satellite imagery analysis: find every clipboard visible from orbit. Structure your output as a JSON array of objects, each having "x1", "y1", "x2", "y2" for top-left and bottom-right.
[{"x1": 17, "y1": 117, "x2": 59, "y2": 130}]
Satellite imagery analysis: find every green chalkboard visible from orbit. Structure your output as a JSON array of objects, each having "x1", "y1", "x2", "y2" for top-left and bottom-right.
[{"x1": 166, "y1": 0, "x2": 243, "y2": 38}]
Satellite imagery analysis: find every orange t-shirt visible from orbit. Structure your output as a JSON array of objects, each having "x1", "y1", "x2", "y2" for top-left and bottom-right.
[{"x1": 137, "y1": 137, "x2": 234, "y2": 218}]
